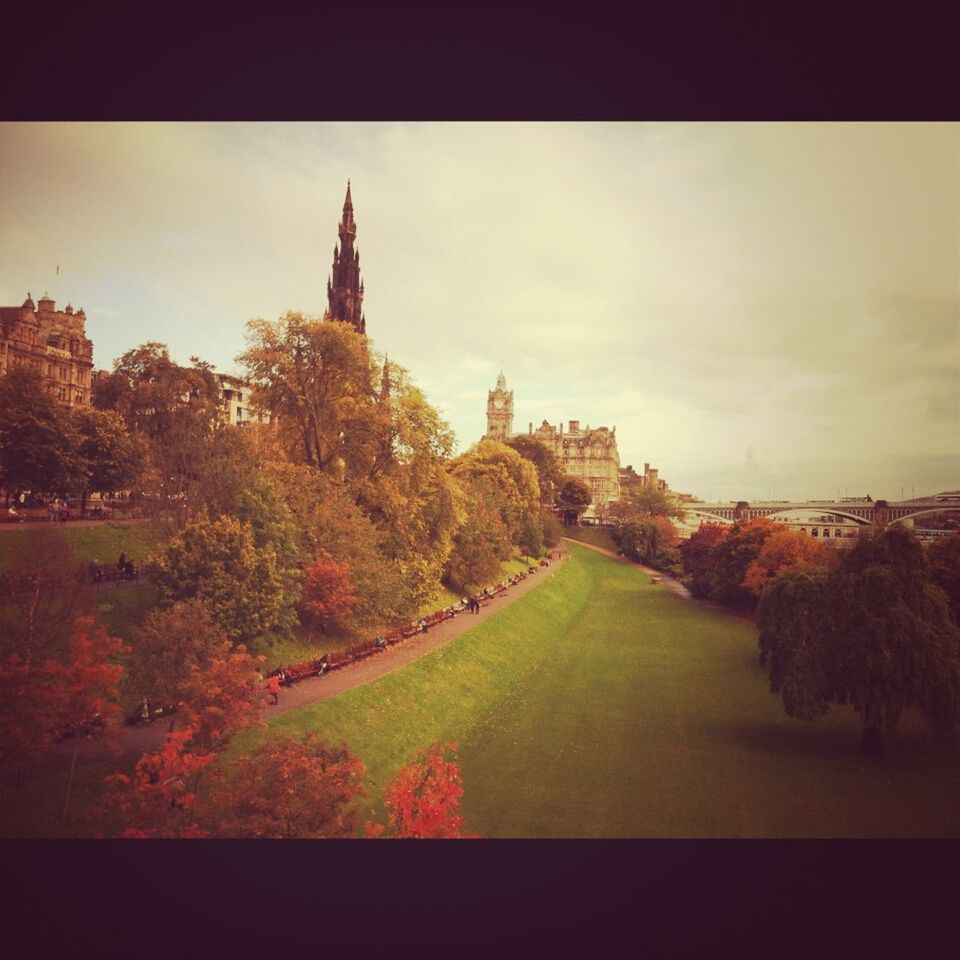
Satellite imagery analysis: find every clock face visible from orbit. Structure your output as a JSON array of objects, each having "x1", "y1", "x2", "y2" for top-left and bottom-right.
[{"x1": 494, "y1": 397, "x2": 504, "y2": 410}]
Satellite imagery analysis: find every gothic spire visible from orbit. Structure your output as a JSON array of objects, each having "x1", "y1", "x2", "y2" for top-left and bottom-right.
[{"x1": 328, "y1": 180, "x2": 366, "y2": 335}]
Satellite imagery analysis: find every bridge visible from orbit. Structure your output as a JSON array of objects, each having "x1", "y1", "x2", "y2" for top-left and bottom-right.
[{"x1": 681, "y1": 493, "x2": 960, "y2": 529}]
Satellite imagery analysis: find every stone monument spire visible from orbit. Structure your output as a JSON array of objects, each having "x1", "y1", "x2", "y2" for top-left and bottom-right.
[{"x1": 327, "y1": 180, "x2": 366, "y2": 334}]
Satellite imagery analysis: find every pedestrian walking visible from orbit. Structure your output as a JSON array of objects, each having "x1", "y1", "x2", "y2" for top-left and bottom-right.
[
  {"x1": 117, "y1": 552, "x2": 126, "y2": 572},
  {"x1": 267, "y1": 673, "x2": 280, "y2": 705}
]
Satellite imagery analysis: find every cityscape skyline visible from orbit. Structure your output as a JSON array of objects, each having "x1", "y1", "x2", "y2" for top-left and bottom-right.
[{"x1": 1, "y1": 122, "x2": 957, "y2": 502}]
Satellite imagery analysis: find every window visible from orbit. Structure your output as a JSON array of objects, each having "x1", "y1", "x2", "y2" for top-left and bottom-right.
[
  {"x1": 236, "y1": 408, "x2": 244, "y2": 420},
  {"x1": 75, "y1": 391, "x2": 84, "y2": 403},
  {"x1": 822, "y1": 529, "x2": 830, "y2": 538}
]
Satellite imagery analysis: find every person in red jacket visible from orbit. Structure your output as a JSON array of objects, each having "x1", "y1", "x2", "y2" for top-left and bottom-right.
[{"x1": 266, "y1": 673, "x2": 281, "y2": 705}]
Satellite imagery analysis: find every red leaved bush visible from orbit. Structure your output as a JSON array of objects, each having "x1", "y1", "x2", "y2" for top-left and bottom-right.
[
  {"x1": 382, "y1": 742, "x2": 473, "y2": 839},
  {"x1": 300, "y1": 555, "x2": 359, "y2": 632},
  {"x1": 177, "y1": 642, "x2": 266, "y2": 750}
]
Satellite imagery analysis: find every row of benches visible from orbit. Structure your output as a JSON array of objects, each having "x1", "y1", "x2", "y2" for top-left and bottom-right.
[{"x1": 267, "y1": 566, "x2": 544, "y2": 687}]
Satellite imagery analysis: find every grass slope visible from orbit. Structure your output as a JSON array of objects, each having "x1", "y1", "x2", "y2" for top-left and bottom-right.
[
  {"x1": 246, "y1": 542, "x2": 959, "y2": 837},
  {"x1": 0, "y1": 522, "x2": 169, "y2": 574},
  {"x1": 562, "y1": 525, "x2": 619, "y2": 552}
]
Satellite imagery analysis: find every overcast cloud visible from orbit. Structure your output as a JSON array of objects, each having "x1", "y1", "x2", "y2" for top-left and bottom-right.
[{"x1": 1, "y1": 122, "x2": 957, "y2": 501}]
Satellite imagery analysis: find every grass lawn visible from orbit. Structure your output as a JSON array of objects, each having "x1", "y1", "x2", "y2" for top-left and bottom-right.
[
  {"x1": 237, "y1": 541, "x2": 960, "y2": 837},
  {"x1": 0, "y1": 521, "x2": 170, "y2": 574}
]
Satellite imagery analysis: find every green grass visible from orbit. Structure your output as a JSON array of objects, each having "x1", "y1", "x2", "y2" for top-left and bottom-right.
[
  {"x1": 94, "y1": 584, "x2": 159, "y2": 640},
  {"x1": 237, "y1": 542, "x2": 960, "y2": 837},
  {"x1": 0, "y1": 521, "x2": 169, "y2": 574}
]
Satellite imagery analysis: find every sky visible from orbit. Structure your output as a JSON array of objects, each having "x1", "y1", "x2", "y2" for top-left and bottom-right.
[{"x1": 1, "y1": 122, "x2": 957, "y2": 503}]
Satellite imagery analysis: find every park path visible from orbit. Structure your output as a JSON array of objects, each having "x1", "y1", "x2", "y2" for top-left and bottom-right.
[
  {"x1": 39, "y1": 551, "x2": 570, "y2": 773},
  {"x1": 0, "y1": 517, "x2": 149, "y2": 532}
]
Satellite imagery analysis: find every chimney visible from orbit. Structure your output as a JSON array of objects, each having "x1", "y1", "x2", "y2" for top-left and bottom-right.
[
  {"x1": 644, "y1": 463, "x2": 650, "y2": 474},
  {"x1": 529, "y1": 422, "x2": 532, "y2": 434},
  {"x1": 569, "y1": 420, "x2": 579, "y2": 433}
]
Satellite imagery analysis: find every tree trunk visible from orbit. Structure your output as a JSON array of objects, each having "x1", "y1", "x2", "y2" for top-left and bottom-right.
[{"x1": 860, "y1": 692, "x2": 885, "y2": 756}]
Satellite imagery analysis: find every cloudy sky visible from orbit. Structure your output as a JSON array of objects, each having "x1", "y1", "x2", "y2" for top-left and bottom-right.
[{"x1": 1, "y1": 122, "x2": 957, "y2": 502}]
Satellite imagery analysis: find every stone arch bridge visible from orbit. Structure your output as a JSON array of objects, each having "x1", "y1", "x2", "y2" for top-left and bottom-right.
[{"x1": 683, "y1": 494, "x2": 960, "y2": 529}]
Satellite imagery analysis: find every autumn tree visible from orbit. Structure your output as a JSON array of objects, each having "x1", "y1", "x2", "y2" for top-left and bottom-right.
[
  {"x1": 757, "y1": 527, "x2": 960, "y2": 755},
  {"x1": 176, "y1": 642, "x2": 266, "y2": 751},
  {"x1": 199, "y1": 733, "x2": 366, "y2": 838},
  {"x1": 98, "y1": 728, "x2": 215, "y2": 838},
  {"x1": 678, "y1": 523, "x2": 729, "y2": 597},
  {"x1": 238, "y1": 313, "x2": 375, "y2": 473},
  {"x1": 380, "y1": 743, "x2": 472, "y2": 839},
  {"x1": 743, "y1": 528, "x2": 839, "y2": 597},
  {"x1": 1, "y1": 617, "x2": 126, "y2": 789},
  {"x1": 151, "y1": 515, "x2": 289, "y2": 645},
  {"x1": 705, "y1": 517, "x2": 778, "y2": 605},
  {"x1": 541, "y1": 507, "x2": 563, "y2": 548},
  {"x1": 300, "y1": 556, "x2": 359, "y2": 634},
  {"x1": 264, "y1": 462, "x2": 409, "y2": 628}
]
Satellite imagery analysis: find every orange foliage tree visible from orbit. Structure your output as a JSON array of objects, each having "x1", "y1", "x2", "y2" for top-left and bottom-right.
[
  {"x1": 380, "y1": 742, "x2": 473, "y2": 839},
  {"x1": 200, "y1": 733, "x2": 366, "y2": 838},
  {"x1": 0, "y1": 616, "x2": 126, "y2": 773},
  {"x1": 743, "y1": 529, "x2": 840, "y2": 597},
  {"x1": 98, "y1": 727, "x2": 216, "y2": 838},
  {"x1": 679, "y1": 523, "x2": 730, "y2": 597},
  {"x1": 177, "y1": 642, "x2": 266, "y2": 751},
  {"x1": 300, "y1": 555, "x2": 359, "y2": 633}
]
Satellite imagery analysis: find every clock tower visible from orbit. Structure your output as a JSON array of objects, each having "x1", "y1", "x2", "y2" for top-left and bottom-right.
[{"x1": 486, "y1": 371, "x2": 514, "y2": 440}]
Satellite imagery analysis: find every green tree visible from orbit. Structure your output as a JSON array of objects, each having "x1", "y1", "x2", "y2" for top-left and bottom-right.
[
  {"x1": 621, "y1": 484, "x2": 686, "y2": 520},
  {"x1": 557, "y1": 477, "x2": 592, "y2": 523},
  {"x1": 757, "y1": 527, "x2": 960, "y2": 755},
  {"x1": 617, "y1": 519, "x2": 665, "y2": 565},
  {"x1": 928, "y1": 532, "x2": 960, "y2": 625},
  {"x1": 126, "y1": 599, "x2": 231, "y2": 711},
  {"x1": 504, "y1": 435, "x2": 564, "y2": 504},
  {"x1": 0, "y1": 366, "x2": 81, "y2": 497},
  {"x1": 151, "y1": 516, "x2": 288, "y2": 645},
  {"x1": 69, "y1": 406, "x2": 144, "y2": 513}
]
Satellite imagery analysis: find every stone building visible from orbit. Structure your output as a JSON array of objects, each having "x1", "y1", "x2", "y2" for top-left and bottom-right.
[
  {"x1": 215, "y1": 373, "x2": 271, "y2": 427},
  {"x1": 326, "y1": 181, "x2": 366, "y2": 334},
  {"x1": 485, "y1": 372, "x2": 621, "y2": 518},
  {"x1": 0, "y1": 292, "x2": 94, "y2": 407},
  {"x1": 620, "y1": 462, "x2": 669, "y2": 493}
]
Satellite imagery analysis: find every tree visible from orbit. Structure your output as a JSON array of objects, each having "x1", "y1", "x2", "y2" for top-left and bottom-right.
[
  {"x1": 0, "y1": 366, "x2": 82, "y2": 497},
  {"x1": 200, "y1": 733, "x2": 366, "y2": 838},
  {"x1": 679, "y1": 523, "x2": 729, "y2": 597},
  {"x1": 0, "y1": 526, "x2": 92, "y2": 666},
  {"x1": 126, "y1": 599, "x2": 231, "y2": 711},
  {"x1": 757, "y1": 527, "x2": 960, "y2": 755},
  {"x1": 176, "y1": 642, "x2": 266, "y2": 751},
  {"x1": 541, "y1": 507, "x2": 563, "y2": 548},
  {"x1": 1, "y1": 617, "x2": 126, "y2": 781},
  {"x1": 743, "y1": 529, "x2": 839, "y2": 597},
  {"x1": 504, "y1": 435, "x2": 564, "y2": 504},
  {"x1": 300, "y1": 556, "x2": 359, "y2": 633},
  {"x1": 238, "y1": 313, "x2": 375, "y2": 473},
  {"x1": 98, "y1": 727, "x2": 215, "y2": 838},
  {"x1": 94, "y1": 343, "x2": 222, "y2": 519},
  {"x1": 705, "y1": 517, "x2": 778, "y2": 605},
  {"x1": 612, "y1": 485, "x2": 686, "y2": 523},
  {"x1": 380, "y1": 743, "x2": 472, "y2": 838},
  {"x1": 928, "y1": 532, "x2": 960, "y2": 625},
  {"x1": 557, "y1": 478, "x2": 592, "y2": 523},
  {"x1": 151, "y1": 516, "x2": 289, "y2": 645},
  {"x1": 617, "y1": 519, "x2": 664, "y2": 565},
  {"x1": 69, "y1": 406, "x2": 144, "y2": 513}
]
